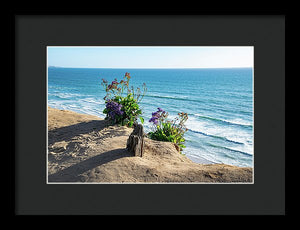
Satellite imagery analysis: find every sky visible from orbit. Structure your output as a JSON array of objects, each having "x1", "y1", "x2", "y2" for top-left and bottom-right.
[{"x1": 47, "y1": 46, "x2": 253, "y2": 69}]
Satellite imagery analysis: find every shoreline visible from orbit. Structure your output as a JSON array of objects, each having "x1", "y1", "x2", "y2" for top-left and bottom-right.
[{"x1": 47, "y1": 106, "x2": 253, "y2": 183}]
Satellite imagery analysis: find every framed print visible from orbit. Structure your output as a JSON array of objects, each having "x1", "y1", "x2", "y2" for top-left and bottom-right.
[
  {"x1": 46, "y1": 46, "x2": 254, "y2": 184},
  {"x1": 14, "y1": 14, "x2": 285, "y2": 215}
]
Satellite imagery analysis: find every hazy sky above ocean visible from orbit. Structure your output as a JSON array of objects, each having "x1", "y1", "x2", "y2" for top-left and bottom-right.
[{"x1": 47, "y1": 46, "x2": 253, "y2": 69}]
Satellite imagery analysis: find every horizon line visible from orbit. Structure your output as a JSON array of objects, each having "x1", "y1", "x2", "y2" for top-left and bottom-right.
[{"x1": 48, "y1": 66, "x2": 253, "y2": 69}]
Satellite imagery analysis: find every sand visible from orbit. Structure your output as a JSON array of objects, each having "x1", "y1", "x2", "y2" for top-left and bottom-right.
[{"x1": 47, "y1": 106, "x2": 253, "y2": 183}]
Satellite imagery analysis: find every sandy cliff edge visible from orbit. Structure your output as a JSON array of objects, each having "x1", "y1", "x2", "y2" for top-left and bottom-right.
[{"x1": 47, "y1": 106, "x2": 253, "y2": 183}]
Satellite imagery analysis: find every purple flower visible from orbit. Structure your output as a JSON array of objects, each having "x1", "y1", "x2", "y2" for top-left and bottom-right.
[
  {"x1": 152, "y1": 112, "x2": 159, "y2": 117},
  {"x1": 149, "y1": 107, "x2": 167, "y2": 125},
  {"x1": 149, "y1": 115, "x2": 159, "y2": 125},
  {"x1": 106, "y1": 100, "x2": 124, "y2": 120},
  {"x1": 149, "y1": 117, "x2": 156, "y2": 121}
]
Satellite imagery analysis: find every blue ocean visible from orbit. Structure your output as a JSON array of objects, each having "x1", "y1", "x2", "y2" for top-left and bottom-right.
[{"x1": 48, "y1": 67, "x2": 253, "y2": 167}]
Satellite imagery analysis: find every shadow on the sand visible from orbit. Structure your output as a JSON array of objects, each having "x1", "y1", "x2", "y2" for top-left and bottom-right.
[
  {"x1": 48, "y1": 120, "x2": 128, "y2": 146},
  {"x1": 48, "y1": 148, "x2": 132, "y2": 182}
]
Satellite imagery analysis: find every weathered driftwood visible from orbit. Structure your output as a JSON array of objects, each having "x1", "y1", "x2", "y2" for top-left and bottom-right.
[{"x1": 126, "y1": 124, "x2": 145, "y2": 157}]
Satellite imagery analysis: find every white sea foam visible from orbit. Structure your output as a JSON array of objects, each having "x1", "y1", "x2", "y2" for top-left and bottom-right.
[
  {"x1": 193, "y1": 113, "x2": 252, "y2": 127},
  {"x1": 185, "y1": 115, "x2": 253, "y2": 155},
  {"x1": 184, "y1": 145, "x2": 251, "y2": 167},
  {"x1": 225, "y1": 118, "x2": 253, "y2": 127}
]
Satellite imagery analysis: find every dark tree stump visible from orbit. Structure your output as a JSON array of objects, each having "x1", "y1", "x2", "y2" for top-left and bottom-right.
[{"x1": 126, "y1": 124, "x2": 145, "y2": 157}]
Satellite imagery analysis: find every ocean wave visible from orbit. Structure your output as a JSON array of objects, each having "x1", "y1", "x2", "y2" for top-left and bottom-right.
[
  {"x1": 184, "y1": 146, "x2": 222, "y2": 164},
  {"x1": 193, "y1": 114, "x2": 253, "y2": 128},
  {"x1": 184, "y1": 115, "x2": 253, "y2": 156},
  {"x1": 167, "y1": 113, "x2": 252, "y2": 145},
  {"x1": 144, "y1": 94, "x2": 253, "y2": 116},
  {"x1": 206, "y1": 142, "x2": 252, "y2": 157},
  {"x1": 184, "y1": 145, "x2": 252, "y2": 167},
  {"x1": 144, "y1": 94, "x2": 191, "y2": 101},
  {"x1": 48, "y1": 99, "x2": 105, "y2": 118},
  {"x1": 80, "y1": 98, "x2": 104, "y2": 104},
  {"x1": 49, "y1": 92, "x2": 83, "y2": 99},
  {"x1": 188, "y1": 129, "x2": 245, "y2": 145}
]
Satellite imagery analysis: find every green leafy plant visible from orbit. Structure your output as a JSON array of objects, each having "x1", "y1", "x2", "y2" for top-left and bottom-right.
[
  {"x1": 101, "y1": 72, "x2": 147, "y2": 127},
  {"x1": 148, "y1": 108, "x2": 188, "y2": 153}
]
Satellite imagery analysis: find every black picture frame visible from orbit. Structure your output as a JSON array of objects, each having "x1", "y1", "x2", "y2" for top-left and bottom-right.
[{"x1": 14, "y1": 13, "x2": 285, "y2": 215}]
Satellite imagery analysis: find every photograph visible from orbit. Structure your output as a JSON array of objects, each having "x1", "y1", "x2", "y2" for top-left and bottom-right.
[{"x1": 47, "y1": 46, "x2": 254, "y2": 183}]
